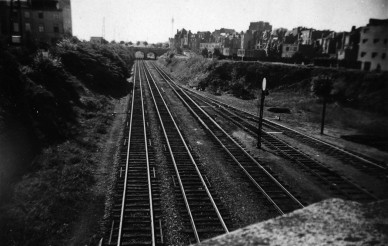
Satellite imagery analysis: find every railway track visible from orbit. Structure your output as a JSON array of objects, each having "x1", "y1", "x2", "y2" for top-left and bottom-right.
[
  {"x1": 147, "y1": 61, "x2": 305, "y2": 215},
  {"x1": 140, "y1": 60, "x2": 230, "y2": 244},
  {"x1": 150, "y1": 61, "x2": 380, "y2": 203},
  {"x1": 182, "y1": 83, "x2": 388, "y2": 181},
  {"x1": 107, "y1": 60, "x2": 163, "y2": 245}
]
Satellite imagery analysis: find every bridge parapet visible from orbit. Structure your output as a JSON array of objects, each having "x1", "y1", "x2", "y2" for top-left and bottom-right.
[{"x1": 130, "y1": 47, "x2": 169, "y2": 60}]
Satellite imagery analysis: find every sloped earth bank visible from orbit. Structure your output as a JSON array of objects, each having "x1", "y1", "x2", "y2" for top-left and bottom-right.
[
  {"x1": 65, "y1": 95, "x2": 130, "y2": 245},
  {"x1": 158, "y1": 56, "x2": 388, "y2": 158},
  {"x1": 0, "y1": 94, "x2": 131, "y2": 245},
  {"x1": 0, "y1": 41, "x2": 134, "y2": 245}
]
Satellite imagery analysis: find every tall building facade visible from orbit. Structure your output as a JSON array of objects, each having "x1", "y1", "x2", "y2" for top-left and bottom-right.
[
  {"x1": 358, "y1": 19, "x2": 388, "y2": 71},
  {"x1": 0, "y1": 0, "x2": 72, "y2": 46}
]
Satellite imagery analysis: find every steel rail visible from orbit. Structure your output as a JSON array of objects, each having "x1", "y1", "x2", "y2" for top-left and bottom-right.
[
  {"x1": 153, "y1": 63, "x2": 378, "y2": 202},
  {"x1": 187, "y1": 91, "x2": 379, "y2": 201},
  {"x1": 139, "y1": 60, "x2": 156, "y2": 246},
  {"x1": 149, "y1": 61, "x2": 304, "y2": 214},
  {"x1": 116, "y1": 60, "x2": 157, "y2": 245},
  {"x1": 142, "y1": 60, "x2": 230, "y2": 235},
  {"x1": 117, "y1": 60, "x2": 137, "y2": 245},
  {"x1": 154, "y1": 64, "x2": 386, "y2": 172},
  {"x1": 141, "y1": 60, "x2": 229, "y2": 242}
]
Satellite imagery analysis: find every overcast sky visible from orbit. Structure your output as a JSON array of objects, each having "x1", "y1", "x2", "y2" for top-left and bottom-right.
[{"x1": 72, "y1": 0, "x2": 388, "y2": 43}]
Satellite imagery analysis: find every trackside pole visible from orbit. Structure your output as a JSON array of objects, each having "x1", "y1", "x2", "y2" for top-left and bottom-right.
[{"x1": 257, "y1": 78, "x2": 268, "y2": 149}]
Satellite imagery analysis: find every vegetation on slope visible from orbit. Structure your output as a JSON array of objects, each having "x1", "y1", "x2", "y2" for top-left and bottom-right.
[
  {"x1": 159, "y1": 55, "x2": 388, "y2": 141},
  {"x1": 161, "y1": 55, "x2": 388, "y2": 114},
  {"x1": 0, "y1": 38, "x2": 134, "y2": 244}
]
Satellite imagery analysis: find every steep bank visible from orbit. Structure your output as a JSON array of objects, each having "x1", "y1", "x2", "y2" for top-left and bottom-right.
[
  {"x1": 158, "y1": 56, "x2": 388, "y2": 152},
  {"x1": 0, "y1": 39, "x2": 134, "y2": 244},
  {"x1": 161, "y1": 56, "x2": 388, "y2": 114}
]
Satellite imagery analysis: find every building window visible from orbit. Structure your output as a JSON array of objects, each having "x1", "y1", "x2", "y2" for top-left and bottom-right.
[
  {"x1": 11, "y1": 35, "x2": 21, "y2": 43},
  {"x1": 25, "y1": 23, "x2": 31, "y2": 32},
  {"x1": 294, "y1": 47, "x2": 297, "y2": 51},
  {"x1": 383, "y1": 53, "x2": 386, "y2": 59},
  {"x1": 53, "y1": 25, "x2": 59, "y2": 33},
  {"x1": 363, "y1": 28, "x2": 369, "y2": 33},
  {"x1": 38, "y1": 24, "x2": 44, "y2": 32},
  {"x1": 362, "y1": 39, "x2": 368, "y2": 43},
  {"x1": 13, "y1": 22, "x2": 19, "y2": 32},
  {"x1": 12, "y1": 10, "x2": 18, "y2": 18},
  {"x1": 53, "y1": 13, "x2": 60, "y2": 19},
  {"x1": 373, "y1": 39, "x2": 379, "y2": 43},
  {"x1": 360, "y1": 52, "x2": 366, "y2": 57},
  {"x1": 372, "y1": 52, "x2": 378, "y2": 58},
  {"x1": 38, "y1": 12, "x2": 44, "y2": 19},
  {"x1": 24, "y1": 11, "x2": 30, "y2": 18},
  {"x1": 286, "y1": 47, "x2": 289, "y2": 51},
  {"x1": 384, "y1": 39, "x2": 388, "y2": 44}
]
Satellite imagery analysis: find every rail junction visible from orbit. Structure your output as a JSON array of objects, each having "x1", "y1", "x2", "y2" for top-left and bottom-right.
[{"x1": 104, "y1": 59, "x2": 386, "y2": 245}]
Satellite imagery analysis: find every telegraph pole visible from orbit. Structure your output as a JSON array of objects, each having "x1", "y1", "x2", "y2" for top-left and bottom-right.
[
  {"x1": 102, "y1": 17, "x2": 105, "y2": 40},
  {"x1": 171, "y1": 17, "x2": 174, "y2": 38},
  {"x1": 257, "y1": 78, "x2": 268, "y2": 149}
]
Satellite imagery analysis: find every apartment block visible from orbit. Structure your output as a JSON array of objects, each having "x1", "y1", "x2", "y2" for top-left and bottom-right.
[
  {"x1": 358, "y1": 18, "x2": 388, "y2": 71},
  {"x1": 0, "y1": 0, "x2": 72, "y2": 46}
]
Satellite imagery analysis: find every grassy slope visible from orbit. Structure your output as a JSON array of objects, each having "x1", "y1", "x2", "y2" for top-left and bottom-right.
[
  {"x1": 159, "y1": 55, "x2": 388, "y2": 140},
  {"x1": 0, "y1": 40, "x2": 133, "y2": 244}
]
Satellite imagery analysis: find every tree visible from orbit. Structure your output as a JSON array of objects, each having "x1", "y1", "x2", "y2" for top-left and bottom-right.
[
  {"x1": 213, "y1": 48, "x2": 222, "y2": 58},
  {"x1": 128, "y1": 41, "x2": 133, "y2": 45},
  {"x1": 201, "y1": 48, "x2": 208, "y2": 58},
  {"x1": 311, "y1": 75, "x2": 334, "y2": 134},
  {"x1": 144, "y1": 41, "x2": 148, "y2": 46},
  {"x1": 292, "y1": 51, "x2": 304, "y2": 64},
  {"x1": 136, "y1": 41, "x2": 140, "y2": 46},
  {"x1": 119, "y1": 41, "x2": 125, "y2": 45}
]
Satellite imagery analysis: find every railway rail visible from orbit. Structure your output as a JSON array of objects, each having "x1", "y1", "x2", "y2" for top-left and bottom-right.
[
  {"x1": 153, "y1": 64, "x2": 387, "y2": 181},
  {"x1": 150, "y1": 61, "x2": 379, "y2": 203},
  {"x1": 107, "y1": 60, "x2": 162, "y2": 245},
  {"x1": 147, "y1": 61, "x2": 306, "y2": 215},
  {"x1": 141, "y1": 60, "x2": 230, "y2": 244}
]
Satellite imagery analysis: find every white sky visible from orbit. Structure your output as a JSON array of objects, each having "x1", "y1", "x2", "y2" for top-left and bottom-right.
[{"x1": 72, "y1": 0, "x2": 388, "y2": 43}]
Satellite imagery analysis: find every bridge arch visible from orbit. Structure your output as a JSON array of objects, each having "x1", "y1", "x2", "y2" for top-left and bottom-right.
[
  {"x1": 131, "y1": 47, "x2": 169, "y2": 60},
  {"x1": 135, "y1": 51, "x2": 145, "y2": 59},
  {"x1": 146, "y1": 52, "x2": 157, "y2": 60}
]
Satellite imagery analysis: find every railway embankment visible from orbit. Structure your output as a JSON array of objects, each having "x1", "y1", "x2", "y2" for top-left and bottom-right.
[
  {"x1": 0, "y1": 39, "x2": 134, "y2": 244},
  {"x1": 158, "y1": 55, "x2": 388, "y2": 160}
]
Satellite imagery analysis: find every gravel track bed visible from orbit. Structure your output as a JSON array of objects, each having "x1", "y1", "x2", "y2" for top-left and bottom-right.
[
  {"x1": 187, "y1": 95, "x2": 330, "y2": 204},
  {"x1": 148, "y1": 64, "x2": 288, "y2": 229},
  {"x1": 143, "y1": 72, "x2": 189, "y2": 245}
]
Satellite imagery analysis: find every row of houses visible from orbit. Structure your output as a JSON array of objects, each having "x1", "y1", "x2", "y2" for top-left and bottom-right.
[
  {"x1": 171, "y1": 19, "x2": 388, "y2": 71},
  {"x1": 0, "y1": 0, "x2": 72, "y2": 47}
]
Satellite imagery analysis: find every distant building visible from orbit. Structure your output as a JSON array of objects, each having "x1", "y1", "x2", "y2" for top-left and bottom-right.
[
  {"x1": 248, "y1": 21, "x2": 272, "y2": 33},
  {"x1": 173, "y1": 28, "x2": 192, "y2": 49},
  {"x1": 169, "y1": 37, "x2": 175, "y2": 49},
  {"x1": 0, "y1": 0, "x2": 72, "y2": 46},
  {"x1": 90, "y1": 36, "x2": 103, "y2": 44},
  {"x1": 282, "y1": 43, "x2": 299, "y2": 58},
  {"x1": 321, "y1": 32, "x2": 340, "y2": 58},
  {"x1": 58, "y1": 0, "x2": 71, "y2": 35},
  {"x1": 199, "y1": 42, "x2": 221, "y2": 52},
  {"x1": 240, "y1": 30, "x2": 254, "y2": 50},
  {"x1": 335, "y1": 26, "x2": 361, "y2": 68},
  {"x1": 358, "y1": 18, "x2": 388, "y2": 71}
]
